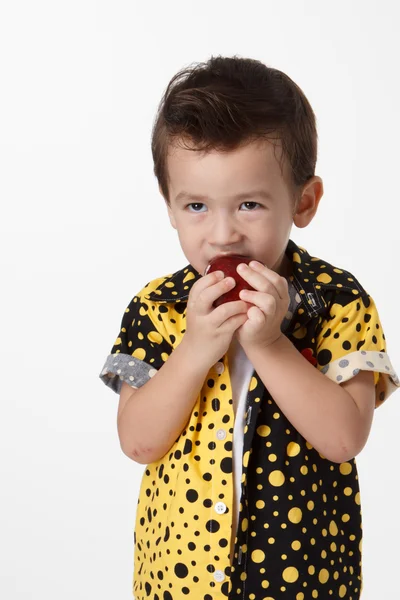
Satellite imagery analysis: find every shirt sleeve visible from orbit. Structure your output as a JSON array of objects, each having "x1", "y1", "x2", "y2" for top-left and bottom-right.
[
  {"x1": 316, "y1": 292, "x2": 399, "y2": 408},
  {"x1": 98, "y1": 289, "x2": 174, "y2": 395}
]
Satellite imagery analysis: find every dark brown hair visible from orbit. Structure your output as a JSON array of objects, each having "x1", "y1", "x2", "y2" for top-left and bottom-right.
[{"x1": 151, "y1": 55, "x2": 318, "y2": 206}]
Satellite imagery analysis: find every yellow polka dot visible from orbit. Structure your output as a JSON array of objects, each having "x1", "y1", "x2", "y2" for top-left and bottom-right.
[
  {"x1": 293, "y1": 252, "x2": 301, "y2": 263},
  {"x1": 339, "y1": 584, "x2": 347, "y2": 597},
  {"x1": 339, "y1": 462, "x2": 352, "y2": 475},
  {"x1": 241, "y1": 518, "x2": 248, "y2": 532},
  {"x1": 132, "y1": 347, "x2": 146, "y2": 360},
  {"x1": 344, "y1": 487, "x2": 353, "y2": 496},
  {"x1": 268, "y1": 537, "x2": 275, "y2": 544},
  {"x1": 261, "y1": 580, "x2": 270, "y2": 588},
  {"x1": 329, "y1": 520, "x2": 338, "y2": 536},
  {"x1": 317, "y1": 273, "x2": 332, "y2": 284},
  {"x1": 300, "y1": 465, "x2": 308, "y2": 475},
  {"x1": 307, "y1": 500, "x2": 314, "y2": 510},
  {"x1": 288, "y1": 507, "x2": 303, "y2": 524},
  {"x1": 318, "y1": 568, "x2": 330, "y2": 584},
  {"x1": 273, "y1": 412, "x2": 280, "y2": 419},
  {"x1": 249, "y1": 376, "x2": 257, "y2": 391},
  {"x1": 292, "y1": 326, "x2": 307, "y2": 339},
  {"x1": 148, "y1": 330, "x2": 163, "y2": 343},
  {"x1": 312, "y1": 591, "x2": 318, "y2": 598},
  {"x1": 308, "y1": 565, "x2": 315, "y2": 575},
  {"x1": 296, "y1": 594, "x2": 305, "y2": 600},
  {"x1": 257, "y1": 425, "x2": 271, "y2": 437},
  {"x1": 282, "y1": 566, "x2": 299, "y2": 583},
  {"x1": 355, "y1": 492, "x2": 361, "y2": 505},
  {"x1": 251, "y1": 549, "x2": 265, "y2": 563},
  {"x1": 342, "y1": 514, "x2": 350, "y2": 522},
  {"x1": 268, "y1": 454, "x2": 277, "y2": 462},
  {"x1": 292, "y1": 540, "x2": 301, "y2": 551},
  {"x1": 256, "y1": 500, "x2": 265, "y2": 509},
  {"x1": 269, "y1": 470, "x2": 285, "y2": 487},
  {"x1": 243, "y1": 451, "x2": 250, "y2": 467},
  {"x1": 287, "y1": 442, "x2": 301, "y2": 457}
]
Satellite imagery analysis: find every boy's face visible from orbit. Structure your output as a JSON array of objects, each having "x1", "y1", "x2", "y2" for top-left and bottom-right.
[{"x1": 164, "y1": 138, "x2": 315, "y2": 278}]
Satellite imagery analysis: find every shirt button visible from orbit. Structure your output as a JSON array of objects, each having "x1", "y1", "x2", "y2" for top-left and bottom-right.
[
  {"x1": 216, "y1": 429, "x2": 226, "y2": 440},
  {"x1": 214, "y1": 502, "x2": 227, "y2": 514},
  {"x1": 214, "y1": 361, "x2": 224, "y2": 374},
  {"x1": 214, "y1": 570, "x2": 225, "y2": 582}
]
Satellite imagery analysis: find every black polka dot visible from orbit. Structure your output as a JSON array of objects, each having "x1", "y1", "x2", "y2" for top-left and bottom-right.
[
  {"x1": 362, "y1": 296, "x2": 371, "y2": 308},
  {"x1": 183, "y1": 439, "x2": 192, "y2": 455},
  {"x1": 174, "y1": 563, "x2": 189, "y2": 578},
  {"x1": 205, "y1": 520, "x2": 220, "y2": 533},
  {"x1": 186, "y1": 489, "x2": 198, "y2": 503},
  {"x1": 220, "y1": 457, "x2": 232, "y2": 474},
  {"x1": 317, "y1": 349, "x2": 332, "y2": 366},
  {"x1": 212, "y1": 398, "x2": 220, "y2": 412}
]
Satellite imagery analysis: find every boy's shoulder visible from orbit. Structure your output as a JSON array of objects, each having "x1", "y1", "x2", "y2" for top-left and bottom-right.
[{"x1": 287, "y1": 240, "x2": 370, "y2": 318}]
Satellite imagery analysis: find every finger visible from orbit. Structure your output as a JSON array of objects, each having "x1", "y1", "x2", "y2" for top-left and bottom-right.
[
  {"x1": 238, "y1": 268, "x2": 281, "y2": 305},
  {"x1": 190, "y1": 270, "x2": 225, "y2": 307},
  {"x1": 246, "y1": 262, "x2": 289, "y2": 301},
  {"x1": 239, "y1": 290, "x2": 277, "y2": 316},
  {"x1": 248, "y1": 305, "x2": 265, "y2": 324},
  {"x1": 213, "y1": 300, "x2": 249, "y2": 328},
  {"x1": 200, "y1": 276, "x2": 238, "y2": 313}
]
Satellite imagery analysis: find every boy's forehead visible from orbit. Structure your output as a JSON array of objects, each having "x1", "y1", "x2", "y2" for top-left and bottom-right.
[{"x1": 167, "y1": 137, "x2": 288, "y2": 197}]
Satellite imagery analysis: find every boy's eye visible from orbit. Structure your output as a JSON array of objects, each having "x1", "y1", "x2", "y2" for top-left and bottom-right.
[{"x1": 186, "y1": 201, "x2": 261, "y2": 212}]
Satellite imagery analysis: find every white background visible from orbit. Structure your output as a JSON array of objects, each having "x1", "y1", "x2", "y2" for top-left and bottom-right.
[{"x1": 1, "y1": 1, "x2": 399, "y2": 598}]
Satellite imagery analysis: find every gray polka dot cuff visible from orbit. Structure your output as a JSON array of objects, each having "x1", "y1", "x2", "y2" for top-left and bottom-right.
[
  {"x1": 99, "y1": 353, "x2": 158, "y2": 394},
  {"x1": 320, "y1": 350, "x2": 400, "y2": 405}
]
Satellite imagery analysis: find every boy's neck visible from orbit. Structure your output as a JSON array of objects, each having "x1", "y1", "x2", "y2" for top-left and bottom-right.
[{"x1": 277, "y1": 252, "x2": 293, "y2": 279}]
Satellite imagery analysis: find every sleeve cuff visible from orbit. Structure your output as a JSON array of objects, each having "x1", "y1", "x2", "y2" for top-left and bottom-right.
[
  {"x1": 99, "y1": 353, "x2": 158, "y2": 394},
  {"x1": 319, "y1": 350, "x2": 400, "y2": 406}
]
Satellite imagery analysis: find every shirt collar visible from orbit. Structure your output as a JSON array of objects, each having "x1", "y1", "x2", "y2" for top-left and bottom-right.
[{"x1": 144, "y1": 238, "x2": 362, "y2": 318}]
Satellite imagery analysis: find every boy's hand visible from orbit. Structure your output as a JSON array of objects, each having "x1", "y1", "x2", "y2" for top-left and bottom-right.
[
  {"x1": 233, "y1": 260, "x2": 290, "y2": 350},
  {"x1": 182, "y1": 270, "x2": 249, "y2": 370}
]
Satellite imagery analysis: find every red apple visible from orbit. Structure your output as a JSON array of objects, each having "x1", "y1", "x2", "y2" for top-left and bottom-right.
[{"x1": 204, "y1": 254, "x2": 258, "y2": 308}]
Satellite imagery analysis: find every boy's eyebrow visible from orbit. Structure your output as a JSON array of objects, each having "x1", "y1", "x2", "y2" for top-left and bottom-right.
[{"x1": 174, "y1": 190, "x2": 273, "y2": 204}]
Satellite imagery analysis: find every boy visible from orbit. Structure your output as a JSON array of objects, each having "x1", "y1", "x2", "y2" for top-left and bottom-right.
[{"x1": 99, "y1": 55, "x2": 399, "y2": 599}]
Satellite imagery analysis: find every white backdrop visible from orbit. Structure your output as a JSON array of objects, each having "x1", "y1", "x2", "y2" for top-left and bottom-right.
[{"x1": 1, "y1": 1, "x2": 399, "y2": 598}]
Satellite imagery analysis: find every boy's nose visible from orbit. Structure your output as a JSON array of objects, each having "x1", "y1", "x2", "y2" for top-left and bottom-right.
[{"x1": 209, "y1": 217, "x2": 241, "y2": 246}]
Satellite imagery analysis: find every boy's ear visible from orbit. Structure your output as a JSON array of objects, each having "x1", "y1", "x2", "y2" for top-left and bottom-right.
[{"x1": 293, "y1": 176, "x2": 324, "y2": 228}]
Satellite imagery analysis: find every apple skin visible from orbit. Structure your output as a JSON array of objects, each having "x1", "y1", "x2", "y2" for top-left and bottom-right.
[{"x1": 204, "y1": 254, "x2": 258, "y2": 308}]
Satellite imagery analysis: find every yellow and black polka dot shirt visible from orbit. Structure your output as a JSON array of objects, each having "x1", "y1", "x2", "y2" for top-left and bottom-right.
[{"x1": 99, "y1": 239, "x2": 399, "y2": 600}]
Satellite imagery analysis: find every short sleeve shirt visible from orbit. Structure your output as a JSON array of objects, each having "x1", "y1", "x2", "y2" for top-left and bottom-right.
[{"x1": 99, "y1": 239, "x2": 399, "y2": 600}]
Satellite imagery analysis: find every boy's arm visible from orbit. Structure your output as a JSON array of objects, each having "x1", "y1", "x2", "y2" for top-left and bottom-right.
[
  {"x1": 243, "y1": 335, "x2": 375, "y2": 463},
  {"x1": 117, "y1": 337, "x2": 211, "y2": 464}
]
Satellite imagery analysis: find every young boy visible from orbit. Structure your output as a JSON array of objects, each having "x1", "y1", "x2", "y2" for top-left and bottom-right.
[{"x1": 99, "y1": 55, "x2": 399, "y2": 600}]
